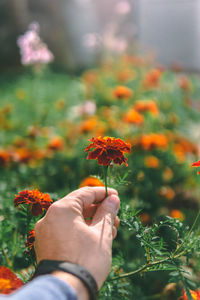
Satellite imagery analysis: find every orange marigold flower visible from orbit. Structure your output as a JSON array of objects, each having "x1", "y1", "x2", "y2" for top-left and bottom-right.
[
  {"x1": 25, "y1": 230, "x2": 35, "y2": 254},
  {"x1": 170, "y1": 209, "x2": 184, "y2": 221},
  {"x1": 14, "y1": 189, "x2": 53, "y2": 216},
  {"x1": 48, "y1": 136, "x2": 64, "y2": 151},
  {"x1": 159, "y1": 186, "x2": 175, "y2": 201},
  {"x1": 117, "y1": 69, "x2": 135, "y2": 82},
  {"x1": 143, "y1": 69, "x2": 162, "y2": 88},
  {"x1": 113, "y1": 85, "x2": 133, "y2": 100},
  {"x1": 12, "y1": 148, "x2": 33, "y2": 163},
  {"x1": 139, "y1": 212, "x2": 150, "y2": 224},
  {"x1": 145, "y1": 156, "x2": 160, "y2": 168},
  {"x1": 191, "y1": 160, "x2": 200, "y2": 175},
  {"x1": 182, "y1": 289, "x2": 200, "y2": 300},
  {"x1": 137, "y1": 133, "x2": 168, "y2": 150},
  {"x1": 80, "y1": 117, "x2": 98, "y2": 133},
  {"x1": 179, "y1": 76, "x2": 192, "y2": 92},
  {"x1": 163, "y1": 167, "x2": 174, "y2": 182},
  {"x1": 79, "y1": 176, "x2": 104, "y2": 188},
  {"x1": 134, "y1": 100, "x2": 159, "y2": 116},
  {"x1": 0, "y1": 150, "x2": 10, "y2": 167},
  {"x1": 0, "y1": 266, "x2": 23, "y2": 294},
  {"x1": 123, "y1": 109, "x2": 144, "y2": 125},
  {"x1": 85, "y1": 136, "x2": 131, "y2": 166}
]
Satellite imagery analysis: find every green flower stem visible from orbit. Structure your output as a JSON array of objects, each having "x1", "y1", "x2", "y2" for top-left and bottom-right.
[
  {"x1": 104, "y1": 166, "x2": 109, "y2": 197},
  {"x1": 109, "y1": 250, "x2": 187, "y2": 281},
  {"x1": 173, "y1": 209, "x2": 200, "y2": 257}
]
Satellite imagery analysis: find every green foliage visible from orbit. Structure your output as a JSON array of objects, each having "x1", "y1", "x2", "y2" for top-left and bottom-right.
[{"x1": 0, "y1": 58, "x2": 200, "y2": 298}]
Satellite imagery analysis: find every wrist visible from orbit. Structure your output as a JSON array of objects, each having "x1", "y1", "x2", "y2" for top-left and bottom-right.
[
  {"x1": 52, "y1": 271, "x2": 89, "y2": 300},
  {"x1": 33, "y1": 260, "x2": 98, "y2": 300}
]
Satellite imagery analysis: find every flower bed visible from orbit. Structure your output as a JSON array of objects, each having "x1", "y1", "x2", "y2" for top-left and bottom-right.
[{"x1": 0, "y1": 55, "x2": 200, "y2": 299}]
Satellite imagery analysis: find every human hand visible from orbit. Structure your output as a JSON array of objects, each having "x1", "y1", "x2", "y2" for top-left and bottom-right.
[{"x1": 34, "y1": 187, "x2": 120, "y2": 289}]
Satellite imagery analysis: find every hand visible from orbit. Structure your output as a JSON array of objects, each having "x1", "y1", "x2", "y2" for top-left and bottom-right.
[{"x1": 34, "y1": 187, "x2": 120, "y2": 289}]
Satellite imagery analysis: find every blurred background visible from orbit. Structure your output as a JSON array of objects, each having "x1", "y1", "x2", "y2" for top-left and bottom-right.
[
  {"x1": 1, "y1": 1, "x2": 200, "y2": 299},
  {"x1": 1, "y1": 0, "x2": 200, "y2": 72}
]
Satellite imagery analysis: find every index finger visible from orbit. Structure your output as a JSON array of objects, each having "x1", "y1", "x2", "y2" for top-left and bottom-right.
[{"x1": 61, "y1": 186, "x2": 118, "y2": 212}]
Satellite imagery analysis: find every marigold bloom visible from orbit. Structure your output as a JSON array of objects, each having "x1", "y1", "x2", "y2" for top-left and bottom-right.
[
  {"x1": 134, "y1": 100, "x2": 159, "y2": 116},
  {"x1": 25, "y1": 230, "x2": 35, "y2": 254},
  {"x1": 0, "y1": 266, "x2": 23, "y2": 294},
  {"x1": 80, "y1": 117, "x2": 98, "y2": 133},
  {"x1": 12, "y1": 148, "x2": 33, "y2": 163},
  {"x1": 123, "y1": 109, "x2": 144, "y2": 125},
  {"x1": 145, "y1": 156, "x2": 160, "y2": 168},
  {"x1": 79, "y1": 176, "x2": 104, "y2": 188},
  {"x1": 139, "y1": 212, "x2": 150, "y2": 224},
  {"x1": 113, "y1": 85, "x2": 133, "y2": 100},
  {"x1": 179, "y1": 76, "x2": 192, "y2": 92},
  {"x1": 117, "y1": 69, "x2": 135, "y2": 82},
  {"x1": 0, "y1": 150, "x2": 10, "y2": 167},
  {"x1": 170, "y1": 209, "x2": 184, "y2": 221},
  {"x1": 85, "y1": 136, "x2": 131, "y2": 166},
  {"x1": 143, "y1": 69, "x2": 162, "y2": 88},
  {"x1": 182, "y1": 289, "x2": 200, "y2": 300},
  {"x1": 137, "y1": 133, "x2": 168, "y2": 150},
  {"x1": 14, "y1": 189, "x2": 52, "y2": 216},
  {"x1": 191, "y1": 160, "x2": 200, "y2": 175},
  {"x1": 159, "y1": 186, "x2": 175, "y2": 201},
  {"x1": 163, "y1": 167, "x2": 173, "y2": 182},
  {"x1": 48, "y1": 136, "x2": 64, "y2": 151}
]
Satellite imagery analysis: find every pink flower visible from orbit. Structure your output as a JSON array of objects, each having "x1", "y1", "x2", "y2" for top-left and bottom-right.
[
  {"x1": 115, "y1": 1, "x2": 131, "y2": 15},
  {"x1": 17, "y1": 22, "x2": 54, "y2": 66}
]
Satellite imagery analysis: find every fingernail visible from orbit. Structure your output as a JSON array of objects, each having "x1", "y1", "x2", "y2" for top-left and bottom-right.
[{"x1": 106, "y1": 195, "x2": 119, "y2": 212}]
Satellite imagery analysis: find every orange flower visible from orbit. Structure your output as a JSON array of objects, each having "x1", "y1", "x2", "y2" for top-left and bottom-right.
[
  {"x1": 12, "y1": 148, "x2": 33, "y2": 163},
  {"x1": 0, "y1": 150, "x2": 10, "y2": 167},
  {"x1": 85, "y1": 136, "x2": 131, "y2": 166},
  {"x1": 0, "y1": 266, "x2": 23, "y2": 294},
  {"x1": 159, "y1": 186, "x2": 175, "y2": 201},
  {"x1": 113, "y1": 86, "x2": 133, "y2": 100},
  {"x1": 145, "y1": 156, "x2": 160, "y2": 168},
  {"x1": 170, "y1": 209, "x2": 184, "y2": 221},
  {"x1": 80, "y1": 117, "x2": 98, "y2": 133},
  {"x1": 25, "y1": 230, "x2": 35, "y2": 254},
  {"x1": 182, "y1": 289, "x2": 200, "y2": 300},
  {"x1": 82, "y1": 71, "x2": 97, "y2": 85},
  {"x1": 163, "y1": 167, "x2": 173, "y2": 182},
  {"x1": 191, "y1": 160, "x2": 200, "y2": 175},
  {"x1": 139, "y1": 212, "x2": 150, "y2": 224},
  {"x1": 117, "y1": 69, "x2": 135, "y2": 82},
  {"x1": 14, "y1": 189, "x2": 53, "y2": 216},
  {"x1": 79, "y1": 176, "x2": 104, "y2": 188},
  {"x1": 134, "y1": 100, "x2": 159, "y2": 116},
  {"x1": 179, "y1": 76, "x2": 192, "y2": 92},
  {"x1": 48, "y1": 136, "x2": 64, "y2": 151},
  {"x1": 124, "y1": 109, "x2": 144, "y2": 125},
  {"x1": 137, "y1": 133, "x2": 168, "y2": 150},
  {"x1": 143, "y1": 69, "x2": 162, "y2": 88}
]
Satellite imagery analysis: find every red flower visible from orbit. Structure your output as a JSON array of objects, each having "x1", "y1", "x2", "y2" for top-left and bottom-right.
[
  {"x1": 0, "y1": 266, "x2": 23, "y2": 294},
  {"x1": 85, "y1": 136, "x2": 131, "y2": 166},
  {"x1": 25, "y1": 230, "x2": 35, "y2": 254},
  {"x1": 14, "y1": 189, "x2": 53, "y2": 216},
  {"x1": 182, "y1": 289, "x2": 200, "y2": 300},
  {"x1": 191, "y1": 160, "x2": 200, "y2": 175}
]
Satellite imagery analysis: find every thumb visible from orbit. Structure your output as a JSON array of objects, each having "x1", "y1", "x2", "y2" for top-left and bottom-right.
[{"x1": 91, "y1": 194, "x2": 120, "y2": 238}]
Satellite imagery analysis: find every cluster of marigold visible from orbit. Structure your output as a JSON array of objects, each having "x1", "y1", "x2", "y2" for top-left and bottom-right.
[{"x1": 0, "y1": 136, "x2": 65, "y2": 167}]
